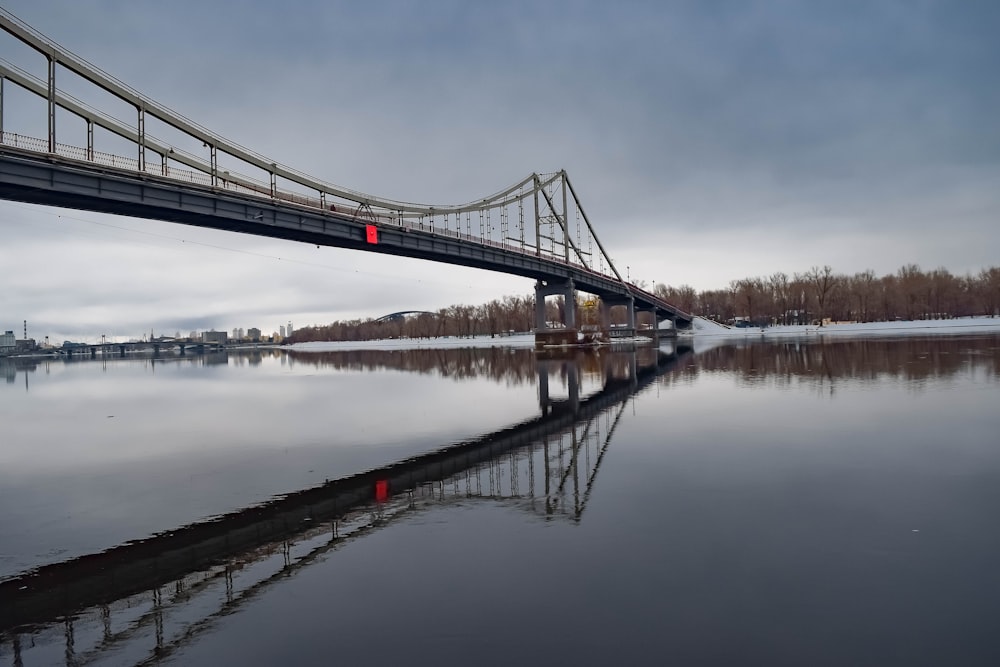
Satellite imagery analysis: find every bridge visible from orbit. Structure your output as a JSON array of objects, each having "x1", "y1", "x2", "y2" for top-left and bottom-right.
[
  {"x1": 372, "y1": 310, "x2": 438, "y2": 324},
  {"x1": 56, "y1": 339, "x2": 226, "y2": 358},
  {"x1": 0, "y1": 11, "x2": 692, "y2": 344},
  {"x1": 0, "y1": 346, "x2": 691, "y2": 661}
]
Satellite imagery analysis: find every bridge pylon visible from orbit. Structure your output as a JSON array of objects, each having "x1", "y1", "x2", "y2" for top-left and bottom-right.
[
  {"x1": 534, "y1": 279, "x2": 578, "y2": 348},
  {"x1": 599, "y1": 294, "x2": 636, "y2": 340}
]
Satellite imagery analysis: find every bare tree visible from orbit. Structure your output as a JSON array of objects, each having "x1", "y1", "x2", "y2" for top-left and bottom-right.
[
  {"x1": 804, "y1": 265, "x2": 839, "y2": 325},
  {"x1": 978, "y1": 267, "x2": 1000, "y2": 317},
  {"x1": 897, "y1": 264, "x2": 927, "y2": 320},
  {"x1": 733, "y1": 277, "x2": 767, "y2": 324},
  {"x1": 769, "y1": 272, "x2": 790, "y2": 324},
  {"x1": 850, "y1": 270, "x2": 877, "y2": 322}
]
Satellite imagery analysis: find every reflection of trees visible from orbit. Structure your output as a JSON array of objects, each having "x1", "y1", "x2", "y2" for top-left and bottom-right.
[
  {"x1": 662, "y1": 336, "x2": 1000, "y2": 390},
  {"x1": 283, "y1": 347, "x2": 665, "y2": 388},
  {"x1": 2, "y1": 347, "x2": 660, "y2": 392},
  {"x1": 285, "y1": 347, "x2": 540, "y2": 386}
]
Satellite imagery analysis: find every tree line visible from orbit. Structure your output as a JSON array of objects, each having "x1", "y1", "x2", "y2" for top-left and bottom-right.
[
  {"x1": 286, "y1": 264, "x2": 1000, "y2": 342},
  {"x1": 655, "y1": 264, "x2": 1000, "y2": 326},
  {"x1": 287, "y1": 294, "x2": 545, "y2": 343}
]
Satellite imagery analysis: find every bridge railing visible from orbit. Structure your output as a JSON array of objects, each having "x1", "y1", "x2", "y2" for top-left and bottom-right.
[{"x1": 1, "y1": 130, "x2": 627, "y2": 282}]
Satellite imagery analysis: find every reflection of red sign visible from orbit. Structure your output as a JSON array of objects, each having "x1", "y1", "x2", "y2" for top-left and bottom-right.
[
  {"x1": 366, "y1": 224, "x2": 378, "y2": 244},
  {"x1": 375, "y1": 479, "x2": 389, "y2": 502}
]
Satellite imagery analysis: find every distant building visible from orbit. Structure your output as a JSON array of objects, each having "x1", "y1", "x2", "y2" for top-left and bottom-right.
[
  {"x1": 15, "y1": 339, "x2": 36, "y2": 353},
  {"x1": 279, "y1": 325, "x2": 286, "y2": 338},
  {"x1": 203, "y1": 330, "x2": 228, "y2": 344},
  {"x1": 248, "y1": 327, "x2": 261, "y2": 342},
  {"x1": 0, "y1": 330, "x2": 15, "y2": 353}
]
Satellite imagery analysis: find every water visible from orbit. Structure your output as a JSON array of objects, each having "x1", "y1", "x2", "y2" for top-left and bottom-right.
[{"x1": 2, "y1": 335, "x2": 999, "y2": 666}]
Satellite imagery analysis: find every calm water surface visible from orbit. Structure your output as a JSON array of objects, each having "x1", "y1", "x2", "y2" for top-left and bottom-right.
[{"x1": 1, "y1": 335, "x2": 999, "y2": 666}]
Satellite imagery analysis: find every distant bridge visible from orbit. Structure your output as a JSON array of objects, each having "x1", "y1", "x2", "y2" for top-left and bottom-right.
[
  {"x1": 0, "y1": 11, "x2": 692, "y2": 342},
  {"x1": 372, "y1": 310, "x2": 438, "y2": 324},
  {"x1": 56, "y1": 339, "x2": 226, "y2": 358}
]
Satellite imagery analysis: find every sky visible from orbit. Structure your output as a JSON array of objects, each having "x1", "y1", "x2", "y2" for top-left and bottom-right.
[{"x1": 1, "y1": 0, "x2": 998, "y2": 342}]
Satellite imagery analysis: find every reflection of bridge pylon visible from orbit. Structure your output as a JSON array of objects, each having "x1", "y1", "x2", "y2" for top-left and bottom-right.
[
  {"x1": 537, "y1": 348, "x2": 651, "y2": 416},
  {"x1": 411, "y1": 395, "x2": 629, "y2": 521}
]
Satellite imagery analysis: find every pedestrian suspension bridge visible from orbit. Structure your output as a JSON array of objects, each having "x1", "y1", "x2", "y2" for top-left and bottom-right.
[{"x1": 0, "y1": 10, "x2": 692, "y2": 342}]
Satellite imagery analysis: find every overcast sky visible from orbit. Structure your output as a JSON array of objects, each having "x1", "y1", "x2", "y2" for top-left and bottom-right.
[{"x1": 1, "y1": 1, "x2": 998, "y2": 342}]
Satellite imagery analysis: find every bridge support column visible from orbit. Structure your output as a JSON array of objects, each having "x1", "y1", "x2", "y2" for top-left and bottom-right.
[
  {"x1": 658, "y1": 314, "x2": 679, "y2": 339},
  {"x1": 600, "y1": 295, "x2": 635, "y2": 340},
  {"x1": 534, "y1": 279, "x2": 578, "y2": 348},
  {"x1": 636, "y1": 307, "x2": 657, "y2": 341}
]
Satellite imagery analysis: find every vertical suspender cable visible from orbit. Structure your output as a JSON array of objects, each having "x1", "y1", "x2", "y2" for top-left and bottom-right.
[
  {"x1": 562, "y1": 171, "x2": 570, "y2": 263},
  {"x1": 47, "y1": 55, "x2": 55, "y2": 153},
  {"x1": 137, "y1": 104, "x2": 145, "y2": 172},
  {"x1": 518, "y1": 188, "x2": 525, "y2": 253}
]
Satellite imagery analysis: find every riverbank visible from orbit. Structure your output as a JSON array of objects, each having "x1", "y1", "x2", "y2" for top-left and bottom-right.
[
  {"x1": 286, "y1": 316, "x2": 1000, "y2": 353},
  {"x1": 690, "y1": 316, "x2": 1000, "y2": 338}
]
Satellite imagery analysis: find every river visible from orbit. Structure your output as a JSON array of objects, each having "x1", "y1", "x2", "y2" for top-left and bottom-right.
[{"x1": 1, "y1": 334, "x2": 999, "y2": 665}]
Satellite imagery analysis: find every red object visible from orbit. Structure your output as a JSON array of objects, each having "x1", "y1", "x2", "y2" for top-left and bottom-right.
[
  {"x1": 375, "y1": 479, "x2": 389, "y2": 502},
  {"x1": 366, "y1": 224, "x2": 378, "y2": 244}
]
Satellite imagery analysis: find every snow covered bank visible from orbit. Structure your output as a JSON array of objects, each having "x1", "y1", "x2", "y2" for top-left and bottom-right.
[
  {"x1": 686, "y1": 316, "x2": 1000, "y2": 338},
  {"x1": 287, "y1": 317, "x2": 1000, "y2": 352}
]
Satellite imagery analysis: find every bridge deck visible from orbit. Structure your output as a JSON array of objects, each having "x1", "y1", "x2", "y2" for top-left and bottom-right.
[{"x1": 0, "y1": 145, "x2": 692, "y2": 326}]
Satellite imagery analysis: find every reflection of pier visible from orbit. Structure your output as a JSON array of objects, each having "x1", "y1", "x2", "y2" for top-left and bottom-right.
[
  {"x1": 537, "y1": 347, "x2": 656, "y2": 415},
  {"x1": 0, "y1": 345, "x2": 690, "y2": 661}
]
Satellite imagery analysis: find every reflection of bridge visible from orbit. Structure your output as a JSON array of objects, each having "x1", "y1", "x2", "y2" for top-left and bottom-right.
[
  {"x1": 0, "y1": 12, "x2": 692, "y2": 343},
  {"x1": 0, "y1": 346, "x2": 690, "y2": 662}
]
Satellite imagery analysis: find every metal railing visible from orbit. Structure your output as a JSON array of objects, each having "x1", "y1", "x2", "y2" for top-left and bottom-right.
[{"x1": 0, "y1": 131, "x2": 601, "y2": 271}]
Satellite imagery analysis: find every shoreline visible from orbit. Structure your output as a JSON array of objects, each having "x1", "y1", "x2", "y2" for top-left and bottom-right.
[
  {"x1": 287, "y1": 316, "x2": 1000, "y2": 352},
  {"x1": 5, "y1": 318, "x2": 998, "y2": 359}
]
